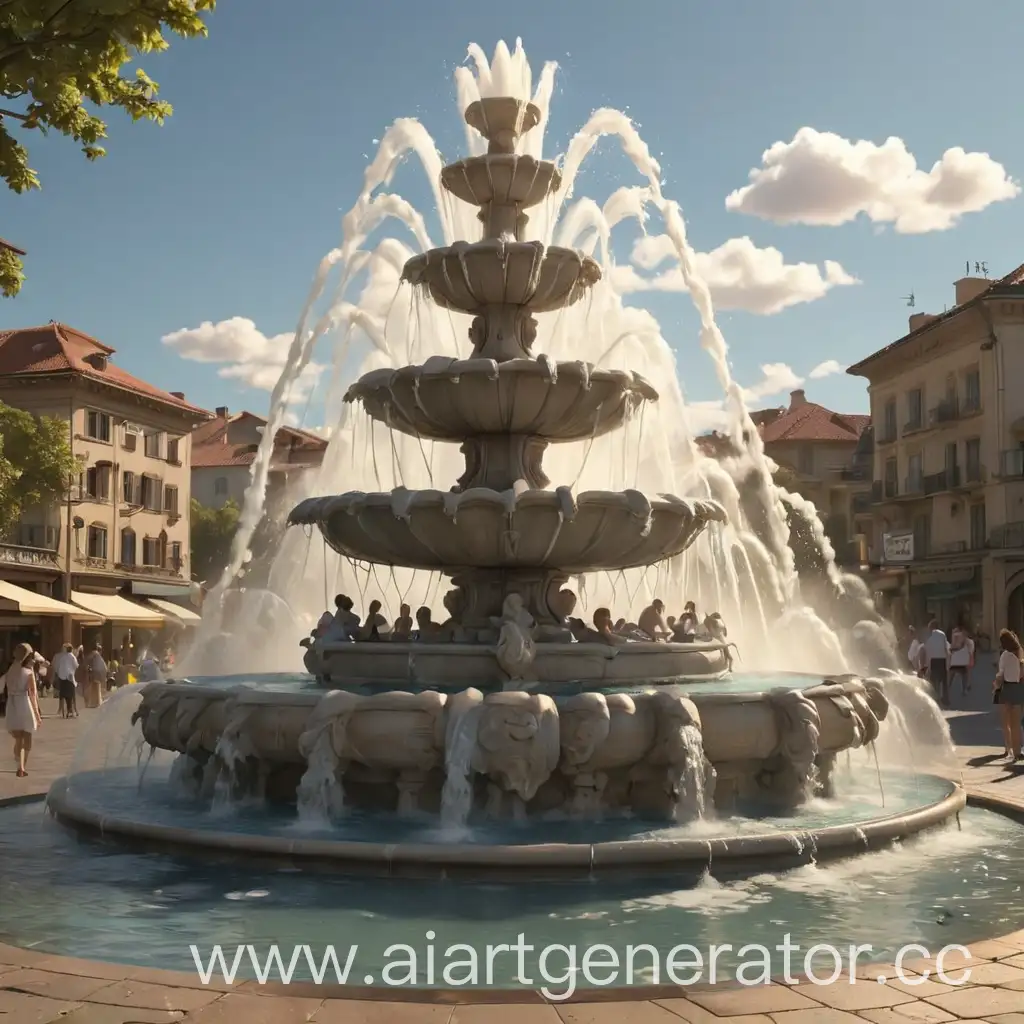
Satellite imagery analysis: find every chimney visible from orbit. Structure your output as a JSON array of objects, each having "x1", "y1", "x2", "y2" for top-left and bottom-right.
[
  {"x1": 215, "y1": 406, "x2": 229, "y2": 419},
  {"x1": 170, "y1": 391, "x2": 185, "y2": 400},
  {"x1": 909, "y1": 312, "x2": 939, "y2": 333},
  {"x1": 789, "y1": 389, "x2": 806, "y2": 411},
  {"x1": 954, "y1": 277, "x2": 990, "y2": 306}
]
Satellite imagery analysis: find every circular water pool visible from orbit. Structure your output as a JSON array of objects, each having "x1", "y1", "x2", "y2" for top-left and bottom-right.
[{"x1": 3, "y1": 799, "x2": 1023, "y2": 988}]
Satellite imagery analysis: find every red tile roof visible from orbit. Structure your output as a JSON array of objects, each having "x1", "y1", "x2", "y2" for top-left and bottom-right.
[
  {"x1": 191, "y1": 411, "x2": 327, "y2": 470},
  {"x1": 848, "y1": 262, "x2": 1024, "y2": 375},
  {"x1": 0, "y1": 322, "x2": 208, "y2": 417},
  {"x1": 760, "y1": 403, "x2": 868, "y2": 444}
]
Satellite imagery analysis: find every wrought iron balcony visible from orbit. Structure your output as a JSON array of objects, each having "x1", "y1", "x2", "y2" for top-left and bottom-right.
[
  {"x1": 924, "y1": 467, "x2": 961, "y2": 494},
  {"x1": 929, "y1": 398, "x2": 960, "y2": 425},
  {"x1": 877, "y1": 427, "x2": 898, "y2": 446},
  {"x1": 904, "y1": 474, "x2": 924, "y2": 496},
  {"x1": 990, "y1": 521, "x2": 1024, "y2": 549},
  {"x1": 903, "y1": 418, "x2": 925, "y2": 435},
  {"x1": 0, "y1": 543, "x2": 59, "y2": 569}
]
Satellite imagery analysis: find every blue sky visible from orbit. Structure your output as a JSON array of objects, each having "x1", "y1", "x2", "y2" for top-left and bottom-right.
[{"x1": 5, "y1": 0, "x2": 1024, "y2": 428}]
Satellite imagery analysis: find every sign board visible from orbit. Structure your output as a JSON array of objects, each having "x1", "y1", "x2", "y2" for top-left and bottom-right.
[{"x1": 882, "y1": 530, "x2": 914, "y2": 563}]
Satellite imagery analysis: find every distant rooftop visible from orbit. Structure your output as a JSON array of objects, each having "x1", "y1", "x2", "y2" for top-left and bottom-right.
[{"x1": 191, "y1": 408, "x2": 327, "y2": 469}]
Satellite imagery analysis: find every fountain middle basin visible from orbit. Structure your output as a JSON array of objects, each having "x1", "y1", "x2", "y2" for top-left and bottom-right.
[{"x1": 45, "y1": 673, "x2": 966, "y2": 873}]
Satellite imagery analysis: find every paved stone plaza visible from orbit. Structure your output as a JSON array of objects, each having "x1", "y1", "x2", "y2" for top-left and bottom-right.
[{"x1": 4, "y1": 668, "x2": 1024, "y2": 1023}]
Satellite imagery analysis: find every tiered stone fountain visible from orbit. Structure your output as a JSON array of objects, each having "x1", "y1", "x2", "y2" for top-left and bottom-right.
[{"x1": 50, "y1": 93, "x2": 964, "y2": 870}]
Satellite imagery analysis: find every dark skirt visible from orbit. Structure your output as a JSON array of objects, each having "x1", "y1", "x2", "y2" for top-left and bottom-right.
[
  {"x1": 1000, "y1": 681, "x2": 1024, "y2": 706},
  {"x1": 57, "y1": 678, "x2": 76, "y2": 703}
]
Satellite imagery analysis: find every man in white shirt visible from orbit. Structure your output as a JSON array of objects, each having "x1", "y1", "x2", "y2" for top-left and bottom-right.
[
  {"x1": 949, "y1": 626, "x2": 974, "y2": 701},
  {"x1": 923, "y1": 620, "x2": 951, "y2": 707},
  {"x1": 907, "y1": 627, "x2": 922, "y2": 675},
  {"x1": 50, "y1": 643, "x2": 78, "y2": 719}
]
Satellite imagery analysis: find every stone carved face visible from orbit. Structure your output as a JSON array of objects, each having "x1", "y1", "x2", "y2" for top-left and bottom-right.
[
  {"x1": 559, "y1": 694, "x2": 610, "y2": 772},
  {"x1": 474, "y1": 695, "x2": 559, "y2": 801}
]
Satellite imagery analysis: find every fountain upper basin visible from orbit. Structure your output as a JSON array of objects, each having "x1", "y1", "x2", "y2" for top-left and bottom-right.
[
  {"x1": 440, "y1": 154, "x2": 561, "y2": 209},
  {"x1": 402, "y1": 240, "x2": 600, "y2": 314},
  {"x1": 345, "y1": 357, "x2": 657, "y2": 442},
  {"x1": 287, "y1": 486, "x2": 726, "y2": 572}
]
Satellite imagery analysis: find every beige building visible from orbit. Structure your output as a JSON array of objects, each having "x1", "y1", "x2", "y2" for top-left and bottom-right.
[
  {"x1": 848, "y1": 267, "x2": 1024, "y2": 643},
  {"x1": 191, "y1": 407, "x2": 327, "y2": 515},
  {"x1": 699, "y1": 390, "x2": 872, "y2": 567},
  {"x1": 0, "y1": 322, "x2": 208, "y2": 658}
]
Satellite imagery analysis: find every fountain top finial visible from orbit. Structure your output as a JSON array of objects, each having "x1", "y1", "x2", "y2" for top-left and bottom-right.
[{"x1": 464, "y1": 97, "x2": 541, "y2": 155}]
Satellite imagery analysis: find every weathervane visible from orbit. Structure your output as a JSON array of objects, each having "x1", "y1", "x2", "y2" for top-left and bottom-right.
[
  {"x1": 967, "y1": 260, "x2": 989, "y2": 277},
  {"x1": 901, "y1": 291, "x2": 915, "y2": 308}
]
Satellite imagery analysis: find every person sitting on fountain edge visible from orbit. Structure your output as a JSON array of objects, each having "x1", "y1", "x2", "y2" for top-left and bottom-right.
[
  {"x1": 413, "y1": 606, "x2": 440, "y2": 641},
  {"x1": 392, "y1": 604, "x2": 413, "y2": 641},
  {"x1": 359, "y1": 599, "x2": 389, "y2": 641},
  {"x1": 593, "y1": 607, "x2": 629, "y2": 646},
  {"x1": 310, "y1": 594, "x2": 360, "y2": 646},
  {"x1": 638, "y1": 599, "x2": 672, "y2": 641}
]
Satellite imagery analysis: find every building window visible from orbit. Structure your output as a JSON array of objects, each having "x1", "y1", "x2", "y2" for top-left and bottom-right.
[
  {"x1": 905, "y1": 389, "x2": 923, "y2": 431},
  {"x1": 798, "y1": 445, "x2": 814, "y2": 476},
  {"x1": 164, "y1": 485, "x2": 179, "y2": 517},
  {"x1": 907, "y1": 452, "x2": 923, "y2": 492},
  {"x1": 144, "y1": 431, "x2": 163, "y2": 459},
  {"x1": 142, "y1": 537, "x2": 160, "y2": 566},
  {"x1": 964, "y1": 369, "x2": 981, "y2": 412},
  {"x1": 170, "y1": 541, "x2": 182, "y2": 571},
  {"x1": 122, "y1": 470, "x2": 136, "y2": 504},
  {"x1": 167, "y1": 437, "x2": 180, "y2": 464},
  {"x1": 84, "y1": 465, "x2": 110, "y2": 500},
  {"x1": 140, "y1": 475, "x2": 163, "y2": 512},
  {"x1": 884, "y1": 456, "x2": 898, "y2": 497},
  {"x1": 912, "y1": 513, "x2": 930, "y2": 559},
  {"x1": 883, "y1": 400, "x2": 897, "y2": 441},
  {"x1": 16, "y1": 524, "x2": 58, "y2": 549},
  {"x1": 970, "y1": 503, "x2": 987, "y2": 550},
  {"x1": 120, "y1": 528, "x2": 136, "y2": 566},
  {"x1": 87, "y1": 525, "x2": 107, "y2": 560},
  {"x1": 214, "y1": 476, "x2": 228, "y2": 496},
  {"x1": 85, "y1": 410, "x2": 111, "y2": 442},
  {"x1": 966, "y1": 438, "x2": 982, "y2": 482}
]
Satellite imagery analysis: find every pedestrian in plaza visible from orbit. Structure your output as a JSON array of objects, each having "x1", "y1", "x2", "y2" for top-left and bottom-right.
[
  {"x1": 4, "y1": 642, "x2": 42, "y2": 777},
  {"x1": 50, "y1": 643, "x2": 79, "y2": 719},
  {"x1": 84, "y1": 644, "x2": 107, "y2": 708},
  {"x1": 993, "y1": 628, "x2": 1024, "y2": 761},
  {"x1": 949, "y1": 625, "x2": 974, "y2": 701},
  {"x1": 923, "y1": 620, "x2": 951, "y2": 707}
]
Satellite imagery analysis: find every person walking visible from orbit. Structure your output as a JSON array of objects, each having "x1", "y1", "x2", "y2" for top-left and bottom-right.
[
  {"x1": 923, "y1": 620, "x2": 951, "y2": 707},
  {"x1": 993, "y1": 628, "x2": 1024, "y2": 761},
  {"x1": 5, "y1": 643, "x2": 42, "y2": 777},
  {"x1": 50, "y1": 643, "x2": 79, "y2": 719},
  {"x1": 84, "y1": 644, "x2": 107, "y2": 708},
  {"x1": 949, "y1": 626, "x2": 974, "y2": 701}
]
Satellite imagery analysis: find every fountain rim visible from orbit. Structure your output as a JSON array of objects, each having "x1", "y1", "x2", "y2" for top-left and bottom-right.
[{"x1": 43, "y1": 774, "x2": 966, "y2": 876}]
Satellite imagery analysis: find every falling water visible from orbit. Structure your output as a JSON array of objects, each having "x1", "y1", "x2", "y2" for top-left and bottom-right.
[
  {"x1": 440, "y1": 702, "x2": 483, "y2": 829},
  {"x1": 673, "y1": 724, "x2": 717, "y2": 822},
  {"x1": 194, "y1": 39, "x2": 883, "y2": 678},
  {"x1": 296, "y1": 734, "x2": 345, "y2": 824}
]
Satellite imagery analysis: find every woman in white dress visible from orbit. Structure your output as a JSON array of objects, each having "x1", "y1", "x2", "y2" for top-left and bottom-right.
[{"x1": 5, "y1": 642, "x2": 42, "y2": 777}]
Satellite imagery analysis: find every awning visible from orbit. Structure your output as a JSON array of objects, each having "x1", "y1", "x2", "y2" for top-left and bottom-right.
[
  {"x1": 127, "y1": 580, "x2": 198, "y2": 599},
  {"x1": 145, "y1": 598, "x2": 201, "y2": 625},
  {"x1": 70, "y1": 591, "x2": 165, "y2": 626},
  {"x1": 0, "y1": 580, "x2": 102, "y2": 622}
]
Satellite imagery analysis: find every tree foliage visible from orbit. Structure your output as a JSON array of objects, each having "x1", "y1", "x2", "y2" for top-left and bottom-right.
[
  {"x1": 0, "y1": 243, "x2": 24, "y2": 297},
  {"x1": 0, "y1": 399, "x2": 78, "y2": 536},
  {"x1": 0, "y1": 0, "x2": 216, "y2": 294},
  {"x1": 190, "y1": 497, "x2": 239, "y2": 583}
]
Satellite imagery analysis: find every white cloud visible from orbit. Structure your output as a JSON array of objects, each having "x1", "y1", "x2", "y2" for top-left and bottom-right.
[
  {"x1": 161, "y1": 317, "x2": 323, "y2": 399},
  {"x1": 725, "y1": 128, "x2": 1020, "y2": 233},
  {"x1": 610, "y1": 235, "x2": 858, "y2": 315},
  {"x1": 808, "y1": 358, "x2": 844, "y2": 379},
  {"x1": 688, "y1": 358, "x2": 846, "y2": 435}
]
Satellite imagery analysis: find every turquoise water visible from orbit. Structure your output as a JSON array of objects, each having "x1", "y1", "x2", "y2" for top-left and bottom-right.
[
  {"x1": 2, "y1": 800, "x2": 1022, "y2": 988},
  {"x1": 175, "y1": 670, "x2": 823, "y2": 698},
  {"x1": 61, "y1": 765, "x2": 954, "y2": 845}
]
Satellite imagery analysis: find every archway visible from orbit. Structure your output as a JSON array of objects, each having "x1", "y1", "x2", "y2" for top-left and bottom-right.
[{"x1": 1009, "y1": 583, "x2": 1024, "y2": 640}]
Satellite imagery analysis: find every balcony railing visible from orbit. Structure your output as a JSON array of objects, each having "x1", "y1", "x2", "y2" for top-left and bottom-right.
[
  {"x1": 0, "y1": 543, "x2": 59, "y2": 568},
  {"x1": 924, "y1": 467, "x2": 961, "y2": 494},
  {"x1": 852, "y1": 492, "x2": 874, "y2": 514},
  {"x1": 999, "y1": 449, "x2": 1024, "y2": 478},
  {"x1": 903, "y1": 418, "x2": 925, "y2": 435},
  {"x1": 929, "y1": 540, "x2": 967, "y2": 556},
  {"x1": 965, "y1": 463, "x2": 985, "y2": 484},
  {"x1": 990, "y1": 521, "x2": 1024, "y2": 549},
  {"x1": 878, "y1": 427, "x2": 898, "y2": 446},
  {"x1": 929, "y1": 398, "x2": 960, "y2": 425},
  {"x1": 833, "y1": 464, "x2": 871, "y2": 482},
  {"x1": 904, "y1": 474, "x2": 924, "y2": 496}
]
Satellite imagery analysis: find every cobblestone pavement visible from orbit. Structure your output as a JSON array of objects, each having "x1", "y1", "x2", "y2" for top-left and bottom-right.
[{"x1": 1, "y1": 675, "x2": 1023, "y2": 1023}]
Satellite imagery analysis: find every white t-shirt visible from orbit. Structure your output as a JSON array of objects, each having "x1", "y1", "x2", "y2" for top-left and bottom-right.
[
  {"x1": 50, "y1": 650, "x2": 78, "y2": 682},
  {"x1": 999, "y1": 650, "x2": 1022, "y2": 683},
  {"x1": 908, "y1": 639, "x2": 921, "y2": 668},
  {"x1": 950, "y1": 634, "x2": 974, "y2": 667},
  {"x1": 924, "y1": 630, "x2": 950, "y2": 661}
]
